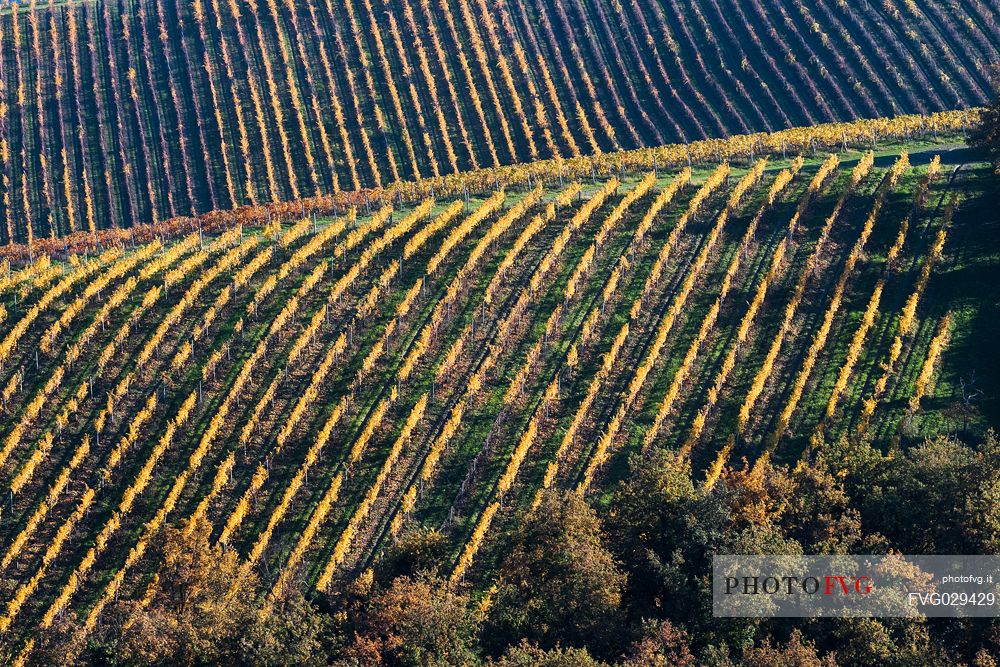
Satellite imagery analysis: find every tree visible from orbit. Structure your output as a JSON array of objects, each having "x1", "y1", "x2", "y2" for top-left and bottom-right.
[
  {"x1": 238, "y1": 591, "x2": 339, "y2": 667},
  {"x1": 942, "y1": 373, "x2": 984, "y2": 435},
  {"x1": 606, "y1": 449, "x2": 800, "y2": 650},
  {"x1": 623, "y1": 620, "x2": 696, "y2": 667},
  {"x1": 87, "y1": 516, "x2": 335, "y2": 666},
  {"x1": 780, "y1": 456, "x2": 865, "y2": 555},
  {"x1": 858, "y1": 433, "x2": 1000, "y2": 554},
  {"x1": 489, "y1": 641, "x2": 608, "y2": 667},
  {"x1": 970, "y1": 66, "x2": 1000, "y2": 172},
  {"x1": 606, "y1": 449, "x2": 697, "y2": 607},
  {"x1": 486, "y1": 490, "x2": 625, "y2": 657},
  {"x1": 819, "y1": 618, "x2": 957, "y2": 667},
  {"x1": 376, "y1": 526, "x2": 449, "y2": 584},
  {"x1": 351, "y1": 573, "x2": 480, "y2": 667},
  {"x1": 741, "y1": 630, "x2": 837, "y2": 667},
  {"x1": 107, "y1": 515, "x2": 256, "y2": 665}
]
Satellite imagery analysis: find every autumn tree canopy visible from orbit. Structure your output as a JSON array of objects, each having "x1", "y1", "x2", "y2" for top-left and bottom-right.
[{"x1": 486, "y1": 490, "x2": 625, "y2": 658}]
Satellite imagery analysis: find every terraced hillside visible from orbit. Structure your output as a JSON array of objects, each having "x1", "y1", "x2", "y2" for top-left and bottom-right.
[
  {"x1": 0, "y1": 0, "x2": 995, "y2": 242},
  {"x1": 0, "y1": 144, "x2": 995, "y2": 662}
]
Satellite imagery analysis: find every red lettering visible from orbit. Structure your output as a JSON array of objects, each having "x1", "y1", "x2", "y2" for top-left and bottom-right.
[{"x1": 824, "y1": 576, "x2": 849, "y2": 595}]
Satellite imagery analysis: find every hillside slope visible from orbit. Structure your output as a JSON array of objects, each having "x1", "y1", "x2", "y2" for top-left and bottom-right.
[
  {"x1": 0, "y1": 0, "x2": 995, "y2": 242},
  {"x1": 0, "y1": 146, "x2": 996, "y2": 661}
]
